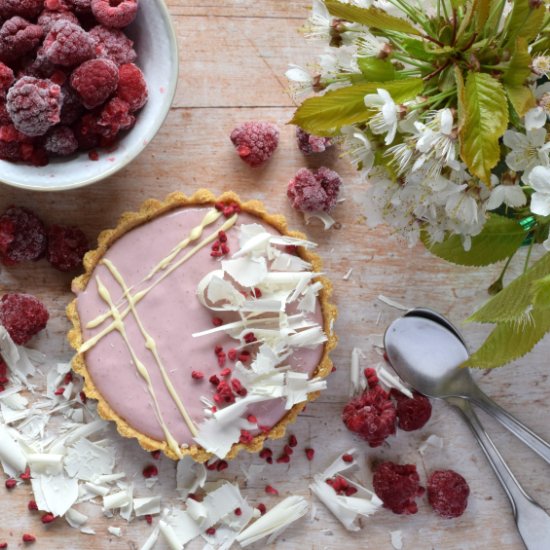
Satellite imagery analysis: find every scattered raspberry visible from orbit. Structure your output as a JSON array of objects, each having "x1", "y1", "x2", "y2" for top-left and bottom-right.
[
  {"x1": 0, "y1": 62, "x2": 14, "y2": 95},
  {"x1": 230, "y1": 121, "x2": 279, "y2": 167},
  {"x1": 43, "y1": 21, "x2": 95, "y2": 67},
  {"x1": 6, "y1": 76, "x2": 62, "y2": 137},
  {"x1": 288, "y1": 167, "x2": 342, "y2": 213},
  {"x1": 296, "y1": 127, "x2": 333, "y2": 155},
  {"x1": 46, "y1": 224, "x2": 88, "y2": 271},
  {"x1": 89, "y1": 25, "x2": 136, "y2": 66},
  {"x1": 373, "y1": 462, "x2": 425, "y2": 515},
  {"x1": 427, "y1": 470, "x2": 469, "y2": 519},
  {"x1": 142, "y1": 464, "x2": 158, "y2": 478},
  {"x1": 117, "y1": 63, "x2": 147, "y2": 111},
  {"x1": 71, "y1": 58, "x2": 119, "y2": 109},
  {"x1": 390, "y1": 389, "x2": 432, "y2": 432},
  {"x1": 59, "y1": 85, "x2": 83, "y2": 125},
  {"x1": 22, "y1": 534, "x2": 36, "y2": 543},
  {"x1": 96, "y1": 96, "x2": 134, "y2": 137},
  {"x1": 0, "y1": 0, "x2": 43, "y2": 20},
  {"x1": 44, "y1": 126, "x2": 78, "y2": 156},
  {"x1": 0, "y1": 206, "x2": 47, "y2": 265},
  {"x1": 342, "y1": 384, "x2": 396, "y2": 447},
  {"x1": 0, "y1": 17, "x2": 44, "y2": 64},
  {"x1": 91, "y1": 0, "x2": 139, "y2": 29},
  {"x1": 0, "y1": 293, "x2": 49, "y2": 345}
]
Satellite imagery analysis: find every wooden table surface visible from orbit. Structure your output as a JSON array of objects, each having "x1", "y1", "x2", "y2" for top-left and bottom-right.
[{"x1": 0, "y1": 2, "x2": 547, "y2": 549}]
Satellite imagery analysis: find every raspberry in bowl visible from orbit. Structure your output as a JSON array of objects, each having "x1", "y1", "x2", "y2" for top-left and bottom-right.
[{"x1": 0, "y1": 0, "x2": 178, "y2": 191}]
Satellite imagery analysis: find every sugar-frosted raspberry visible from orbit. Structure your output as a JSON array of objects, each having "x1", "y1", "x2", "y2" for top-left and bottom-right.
[
  {"x1": 342, "y1": 384, "x2": 396, "y2": 447},
  {"x1": 427, "y1": 470, "x2": 469, "y2": 519},
  {"x1": 91, "y1": 0, "x2": 139, "y2": 29},
  {"x1": 373, "y1": 462, "x2": 425, "y2": 515},
  {"x1": 0, "y1": 293, "x2": 49, "y2": 345},
  {"x1": 59, "y1": 85, "x2": 83, "y2": 125},
  {"x1": 390, "y1": 389, "x2": 432, "y2": 432},
  {"x1": 44, "y1": 126, "x2": 78, "y2": 156},
  {"x1": 230, "y1": 121, "x2": 279, "y2": 167},
  {"x1": 89, "y1": 25, "x2": 136, "y2": 66},
  {"x1": 0, "y1": 206, "x2": 47, "y2": 265},
  {"x1": 96, "y1": 96, "x2": 134, "y2": 137},
  {"x1": 43, "y1": 21, "x2": 95, "y2": 67},
  {"x1": 0, "y1": 17, "x2": 44, "y2": 64},
  {"x1": 0, "y1": 0, "x2": 43, "y2": 20},
  {"x1": 47, "y1": 224, "x2": 89, "y2": 271},
  {"x1": 0, "y1": 62, "x2": 14, "y2": 95},
  {"x1": 37, "y1": 9, "x2": 80, "y2": 34},
  {"x1": 296, "y1": 127, "x2": 333, "y2": 155},
  {"x1": 117, "y1": 63, "x2": 147, "y2": 111},
  {"x1": 6, "y1": 76, "x2": 62, "y2": 137},
  {"x1": 71, "y1": 58, "x2": 119, "y2": 109},
  {"x1": 287, "y1": 167, "x2": 342, "y2": 212}
]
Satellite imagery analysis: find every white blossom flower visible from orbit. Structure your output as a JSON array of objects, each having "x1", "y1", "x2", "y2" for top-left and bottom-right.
[
  {"x1": 318, "y1": 45, "x2": 359, "y2": 77},
  {"x1": 532, "y1": 55, "x2": 550, "y2": 78},
  {"x1": 486, "y1": 185, "x2": 527, "y2": 210},
  {"x1": 285, "y1": 64, "x2": 317, "y2": 97},
  {"x1": 524, "y1": 107, "x2": 547, "y2": 131},
  {"x1": 364, "y1": 88, "x2": 398, "y2": 145},
  {"x1": 527, "y1": 165, "x2": 550, "y2": 216},
  {"x1": 353, "y1": 32, "x2": 389, "y2": 58},
  {"x1": 340, "y1": 126, "x2": 375, "y2": 173},
  {"x1": 304, "y1": 0, "x2": 332, "y2": 41},
  {"x1": 535, "y1": 82, "x2": 550, "y2": 121},
  {"x1": 503, "y1": 127, "x2": 550, "y2": 180}
]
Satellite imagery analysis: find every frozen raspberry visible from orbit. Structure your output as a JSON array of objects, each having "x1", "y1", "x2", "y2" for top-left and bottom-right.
[
  {"x1": 59, "y1": 85, "x2": 83, "y2": 125},
  {"x1": 0, "y1": 206, "x2": 47, "y2": 265},
  {"x1": 390, "y1": 389, "x2": 432, "y2": 432},
  {"x1": 117, "y1": 63, "x2": 147, "y2": 111},
  {"x1": 67, "y1": 0, "x2": 92, "y2": 12},
  {"x1": 46, "y1": 224, "x2": 88, "y2": 271},
  {"x1": 44, "y1": 126, "x2": 78, "y2": 156},
  {"x1": 44, "y1": 0, "x2": 72, "y2": 9},
  {"x1": 342, "y1": 384, "x2": 396, "y2": 447},
  {"x1": 0, "y1": 0, "x2": 43, "y2": 20},
  {"x1": 296, "y1": 127, "x2": 333, "y2": 155},
  {"x1": 43, "y1": 21, "x2": 95, "y2": 67},
  {"x1": 6, "y1": 76, "x2": 62, "y2": 137},
  {"x1": 0, "y1": 123, "x2": 29, "y2": 162},
  {"x1": 0, "y1": 101, "x2": 10, "y2": 125},
  {"x1": 0, "y1": 354, "x2": 8, "y2": 390},
  {"x1": 0, "y1": 137, "x2": 19, "y2": 160},
  {"x1": 230, "y1": 121, "x2": 279, "y2": 167},
  {"x1": 287, "y1": 167, "x2": 342, "y2": 212},
  {"x1": 427, "y1": 470, "x2": 470, "y2": 519},
  {"x1": 0, "y1": 293, "x2": 49, "y2": 345},
  {"x1": 0, "y1": 17, "x2": 44, "y2": 64},
  {"x1": 96, "y1": 96, "x2": 134, "y2": 137},
  {"x1": 70, "y1": 58, "x2": 119, "y2": 109},
  {"x1": 20, "y1": 142, "x2": 49, "y2": 166},
  {"x1": 91, "y1": 0, "x2": 139, "y2": 29},
  {"x1": 89, "y1": 25, "x2": 136, "y2": 66},
  {"x1": 37, "y1": 9, "x2": 80, "y2": 34},
  {"x1": 373, "y1": 462, "x2": 425, "y2": 515},
  {"x1": 0, "y1": 62, "x2": 14, "y2": 95},
  {"x1": 21, "y1": 48, "x2": 57, "y2": 80},
  {"x1": 73, "y1": 113, "x2": 100, "y2": 149}
]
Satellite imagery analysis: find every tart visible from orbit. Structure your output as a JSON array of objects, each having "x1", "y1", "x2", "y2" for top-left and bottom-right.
[{"x1": 67, "y1": 190, "x2": 337, "y2": 462}]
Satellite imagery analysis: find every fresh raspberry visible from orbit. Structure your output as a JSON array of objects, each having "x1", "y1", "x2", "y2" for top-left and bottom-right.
[
  {"x1": 287, "y1": 167, "x2": 342, "y2": 212},
  {"x1": 0, "y1": 17, "x2": 44, "y2": 64},
  {"x1": 230, "y1": 121, "x2": 279, "y2": 167},
  {"x1": 0, "y1": 62, "x2": 14, "y2": 95},
  {"x1": 46, "y1": 224, "x2": 89, "y2": 271},
  {"x1": 0, "y1": 0, "x2": 43, "y2": 20},
  {"x1": 427, "y1": 470, "x2": 470, "y2": 519},
  {"x1": 37, "y1": 9, "x2": 80, "y2": 34},
  {"x1": 70, "y1": 58, "x2": 119, "y2": 109},
  {"x1": 44, "y1": 126, "x2": 78, "y2": 156},
  {"x1": 390, "y1": 389, "x2": 432, "y2": 432},
  {"x1": 373, "y1": 462, "x2": 425, "y2": 515},
  {"x1": 96, "y1": 96, "x2": 134, "y2": 137},
  {"x1": 342, "y1": 384, "x2": 396, "y2": 447},
  {"x1": 0, "y1": 206, "x2": 47, "y2": 264},
  {"x1": 43, "y1": 21, "x2": 95, "y2": 67},
  {"x1": 91, "y1": 0, "x2": 139, "y2": 29},
  {"x1": 117, "y1": 63, "x2": 147, "y2": 111},
  {"x1": 89, "y1": 25, "x2": 136, "y2": 66},
  {"x1": 6, "y1": 76, "x2": 62, "y2": 137},
  {"x1": 59, "y1": 85, "x2": 83, "y2": 125},
  {"x1": 0, "y1": 293, "x2": 49, "y2": 345},
  {"x1": 296, "y1": 127, "x2": 333, "y2": 155}
]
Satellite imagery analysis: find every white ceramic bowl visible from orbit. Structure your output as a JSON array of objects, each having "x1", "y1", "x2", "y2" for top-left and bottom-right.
[{"x1": 0, "y1": 0, "x2": 179, "y2": 192}]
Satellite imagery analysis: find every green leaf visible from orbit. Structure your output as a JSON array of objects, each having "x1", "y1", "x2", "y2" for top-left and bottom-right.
[
  {"x1": 459, "y1": 73, "x2": 508, "y2": 184},
  {"x1": 290, "y1": 78, "x2": 424, "y2": 136},
  {"x1": 476, "y1": 0, "x2": 493, "y2": 34},
  {"x1": 531, "y1": 275, "x2": 550, "y2": 310},
  {"x1": 505, "y1": 0, "x2": 546, "y2": 46},
  {"x1": 400, "y1": 38, "x2": 434, "y2": 61},
  {"x1": 503, "y1": 37, "x2": 532, "y2": 87},
  {"x1": 505, "y1": 84, "x2": 536, "y2": 117},
  {"x1": 463, "y1": 308, "x2": 550, "y2": 369},
  {"x1": 421, "y1": 214, "x2": 526, "y2": 266},
  {"x1": 454, "y1": 66, "x2": 466, "y2": 131},
  {"x1": 469, "y1": 252, "x2": 550, "y2": 323},
  {"x1": 358, "y1": 57, "x2": 396, "y2": 81},
  {"x1": 325, "y1": 1, "x2": 422, "y2": 35}
]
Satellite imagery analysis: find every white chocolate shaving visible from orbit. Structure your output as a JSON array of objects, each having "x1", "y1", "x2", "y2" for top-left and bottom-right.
[
  {"x1": 134, "y1": 496, "x2": 161, "y2": 517},
  {"x1": 375, "y1": 364, "x2": 413, "y2": 398},
  {"x1": 0, "y1": 423, "x2": 27, "y2": 475},
  {"x1": 304, "y1": 211, "x2": 336, "y2": 230},
  {"x1": 176, "y1": 456, "x2": 206, "y2": 499},
  {"x1": 377, "y1": 294, "x2": 410, "y2": 311},
  {"x1": 419, "y1": 434, "x2": 444, "y2": 455},
  {"x1": 108, "y1": 526, "x2": 122, "y2": 537},
  {"x1": 350, "y1": 347, "x2": 367, "y2": 396},
  {"x1": 391, "y1": 530, "x2": 404, "y2": 549}
]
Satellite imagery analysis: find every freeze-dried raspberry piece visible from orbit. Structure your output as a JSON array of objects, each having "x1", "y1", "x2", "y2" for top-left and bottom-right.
[
  {"x1": 342, "y1": 384, "x2": 396, "y2": 447},
  {"x1": 91, "y1": 0, "x2": 139, "y2": 29},
  {"x1": 43, "y1": 21, "x2": 95, "y2": 67},
  {"x1": 0, "y1": 17, "x2": 44, "y2": 64},
  {"x1": 0, "y1": 293, "x2": 49, "y2": 345},
  {"x1": 230, "y1": 121, "x2": 279, "y2": 167},
  {"x1": 373, "y1": 462, "x2": 425, "y2": 515},
  {"x1": 6, "y1": 76, "x2": 62, "y2": 137},
  {"x1": 296, "y1": 127, "x2": 333, "y2": 155},
  {"x1": 37, "y1": 9, "x2": 80, "y2": 33},
  {"x1": 59, "y1": 85, "x2": 83, "y2": 125},
  {"x1": 0, "y1": 206, "x2": 47, "y2": 265},
  {"x1": 0, "y1": 62, "x2": 14, "y2": 95},
  {"x1": 89, "y1": 25, "x2": 136, "y2": 66},
  {"x1": 390, "y1": 389, "x2": 432, "y2": 432},
  {"x1": 71, "y1": 58, "x2": 119, "y2": 109},
  {"x1": 44, "y1": 126, "x2": 78, "y2": 156},
  {"x1": 0, "y1": 0, "x2": 43, "y2": 20},
  {"x1": 427, "y1": 470, "x2": 469, "y2": 519},
  {"x1": 47, "y1": 224, "x2": 89, "y2": 271},
  {"x1": 287, "y1": 167, "x2": 342, "y2": 212},
  {"x1": 117, "y1": 63, "x2": 147, "y2": 111},
  {"x1": 96, "y1": 96, "x2": 134, "y2": 137}
]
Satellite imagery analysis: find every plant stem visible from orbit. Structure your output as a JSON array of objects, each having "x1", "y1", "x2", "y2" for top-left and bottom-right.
[
  {"x1": 524, "y1": 239, "x2": 535, "y2": 273},
  {"x1": 489, "y1": 252, "x2": 516, "y2": 295}
]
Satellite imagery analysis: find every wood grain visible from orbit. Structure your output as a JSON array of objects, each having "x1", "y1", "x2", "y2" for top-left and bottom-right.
[{"x1": 0, "y1": 2, "x2": 545, "y2": 549}]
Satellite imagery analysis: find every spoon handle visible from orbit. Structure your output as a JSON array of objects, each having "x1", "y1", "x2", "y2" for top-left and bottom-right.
[{"x1": 449, "y1": 397, "x2": 550, "y2": 550}]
